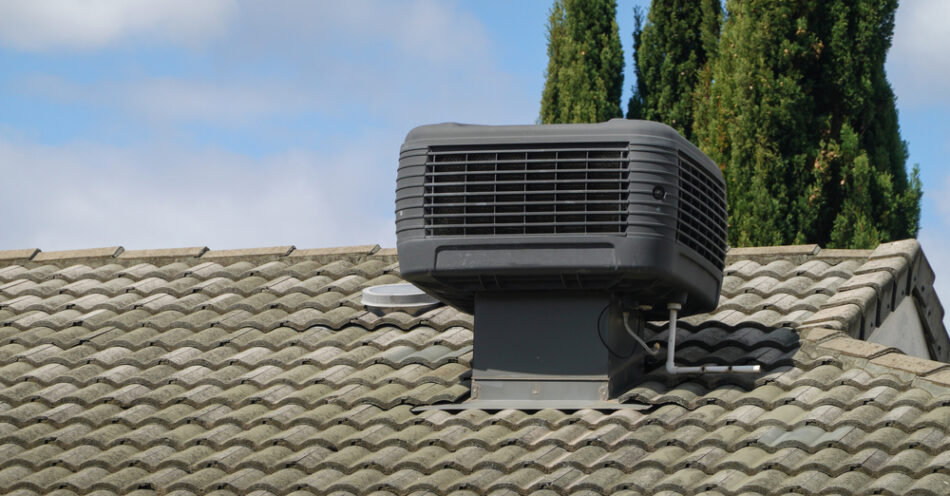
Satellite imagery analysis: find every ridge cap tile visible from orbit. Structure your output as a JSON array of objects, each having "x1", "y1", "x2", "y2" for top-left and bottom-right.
[
  {"x1": 798, "y1": 327, "x2": 846, "y2": 343},
  {"x1": 800, "y1": 303, "x2": 862, "y2": 334},
  {"x1": 0, "y1": 248, "x2": 39, "y2": 262},
  {"x1": 822, "y1": 285, "x2": 877, "y2": 308},
  {"x1": 837, "y1": 270, "x2": 892, "y2": 293},
  {"x1": 870, "y1": 352, "x2": 949, "y2": 377},
  {"x1": 918, "y1": 369, "x2": 950, "y2": 389},
  {"x1": 32, "y1": 247, "x2": 124, "y2": 262},
  {"x1": 815, "y1": 248, "x2": 873, "y2": 260},
  {"x1": 290, "y1": 245, "x2": 381, "y2": 257},
  {"x1": 727, "y1": 244, "x2": 820, "y2": 257},
  {"x1": 854, "y1": 255, "x2": 909, "y2": 276},
  {"x1": 817, "y1": 336, "x2": 895, "y2": 359},
  {"x1": 118, "y1": 247, "x2": 209, "y2": 260},
  {"x1": 202, "y1": 246, "x2": 296, "y2": 259},
  {"x1": 868, "y1": 238, "x2": 921, "y2": 263}
]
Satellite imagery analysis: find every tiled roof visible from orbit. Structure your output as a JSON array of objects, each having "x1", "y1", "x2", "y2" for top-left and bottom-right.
[{"x1": 0, "y1": 240, "x2": 949, "y2": 495}]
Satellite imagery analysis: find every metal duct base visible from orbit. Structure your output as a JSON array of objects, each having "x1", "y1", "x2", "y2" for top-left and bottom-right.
[{"x1": 461, "y1": 291, "x2": 648, "y2": 408}]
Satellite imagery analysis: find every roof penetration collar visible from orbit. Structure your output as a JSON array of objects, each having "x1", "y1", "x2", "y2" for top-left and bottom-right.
[{"x1": 362, "y1": 283, "x2": 438, "y2": 312}]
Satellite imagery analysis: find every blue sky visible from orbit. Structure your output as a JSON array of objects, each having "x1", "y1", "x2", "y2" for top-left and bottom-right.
[{"x1": 1, "y1": 0, "x2": 948, "y2": 308}]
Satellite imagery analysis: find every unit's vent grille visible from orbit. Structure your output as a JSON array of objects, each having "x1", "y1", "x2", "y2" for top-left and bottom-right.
[
  {"x1": 424, "y1": 144, "x2": 630, "y2": 236},
  {"x1": 677, "y1": 153, "x2": 727, "y2": 269}
]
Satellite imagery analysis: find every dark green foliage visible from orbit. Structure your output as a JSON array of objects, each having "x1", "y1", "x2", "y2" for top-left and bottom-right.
[
  {"x1": 541, "y1": 0, "x2": 624, "y2": 124},
  {"x1": 626, "y1": 0, "x2": 721, "y2": 141},
  {"x1": 693, "y1": 0, "x2": 921, "y2": 248}
]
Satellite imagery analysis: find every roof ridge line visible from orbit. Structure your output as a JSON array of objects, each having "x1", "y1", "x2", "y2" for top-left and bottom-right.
[
  {"x1": 800, "y1": 327, "x2": 950, "y2": 396},
  {"x1": 725, "y1": 243, "x2": 874, "y2": 266},
  {"x1": 799, "y1": 239, "x2": 949, "y2": 361},
  {"x1": 0, "y1": 244, "x2": 395, "y2": 267}
]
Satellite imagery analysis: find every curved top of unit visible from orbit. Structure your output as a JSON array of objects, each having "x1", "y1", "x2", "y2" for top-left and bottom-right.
[{"x1": 402, "y1": 119, "x2": 712, "y2": 168}]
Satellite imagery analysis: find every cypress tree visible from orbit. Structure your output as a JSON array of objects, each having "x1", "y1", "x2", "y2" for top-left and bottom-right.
[
  {"x1": 627, "y1": 0, "x2": 721, "y2": 141},
  {"x1": 540, "y1": 0, "x2": 624, "y2": 124},
  {"x1": 626, "y1": 6, "x2": 647, "y2": 121},
  {"x1": 694, "y1": 0, "x2": 921, "y2": 248},
  {"x1": 819, "y1": 0, "x2": 921, "y2": 245}
]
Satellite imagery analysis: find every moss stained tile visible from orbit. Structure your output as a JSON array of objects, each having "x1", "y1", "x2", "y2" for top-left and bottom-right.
[{"x1": 0, "y1": 241, "x2": 947, "y2": 494}]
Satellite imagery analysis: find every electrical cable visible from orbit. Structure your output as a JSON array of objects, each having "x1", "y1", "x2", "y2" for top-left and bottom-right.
[
  {"x1": 596, "y1": 303, "x2": 635, "y2": 359},
  {"x1": 623, "y1": 311, "x2": 661, "y2": 356}
]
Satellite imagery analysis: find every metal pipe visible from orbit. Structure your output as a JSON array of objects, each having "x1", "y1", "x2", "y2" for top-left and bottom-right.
[{"x1": 665, "y1": 302, "x2": 761, "y2": 375}]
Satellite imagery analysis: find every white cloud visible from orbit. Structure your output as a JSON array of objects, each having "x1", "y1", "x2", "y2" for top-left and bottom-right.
[
  {"x1": 11, "y1": 75, "x2": 326, "y2": 126},
  {"x1": 125, "y1": 79, "x2": 322, "y2": 124},
  {"x1": 234, "y1": 0, "x2": 490, "y2": 63},
  {"x1": 0, "y1": 136, "x2": 397, "y2": 251},
  {"x1": 0, "y1": 0, "x2": 237, "y2": 51},
  {"x1": 888, "y1": 0, "x2": 950, "y2": 105},
  {"x1": 0, "y1": 1, "x2": 491, "y2": 60},
  {"x1": 13, "y1": 56, "x2": 535, "y2": 129},
  {"x1": 0, "y1": 0, "x2": 539, "y2": 253},
  {"x1": 374, "y1": 0, "x2": 490, "y2": 62},
  {"x1": 7, "y1": 0, "x2": 536, "y2": 127}
]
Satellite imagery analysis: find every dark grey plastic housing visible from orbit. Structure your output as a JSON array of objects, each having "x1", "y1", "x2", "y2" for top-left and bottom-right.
[{"x1": 396, "y1": 119, "x2": 726, "y2": 318}]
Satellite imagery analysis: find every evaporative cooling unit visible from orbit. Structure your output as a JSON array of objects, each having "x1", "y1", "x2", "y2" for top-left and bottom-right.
[{"x1": 396, "y1": 119, "x2": 732, "y2": 409}]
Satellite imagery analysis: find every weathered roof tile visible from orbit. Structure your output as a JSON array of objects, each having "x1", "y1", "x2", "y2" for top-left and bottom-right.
[
  {"x1": 0, "y1": 249, "x2": 39, "y2": 263},
  {"x1": 0, "y1": 239, "x2": 947, "y2": 494},
  {"x1": 32, "y1": 247, "x2": 124, "y2": 263},
  {"x1": 727, "y1": 244, "x2": 819, "y2": 258},
  {"x1": 871, "y1": 353, "x2": 949, "y2": 376},
  {"x1": 118, "y1": 247, "x2": 208, "y2": 260},
  {"x1": 201, "y1": 246, "x2": 295, "y2": 260},
  {"x1": 819, "y1": 337, "x2": 894, "y2": 359},
  {"x1": 289, "y1": 245, "x2": 380, "y2": 258}
]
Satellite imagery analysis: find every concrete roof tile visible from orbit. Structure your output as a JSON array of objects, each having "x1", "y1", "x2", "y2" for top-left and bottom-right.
[
  {"x1": 118, "y1": 247, "x2": 208, "y2": 260},
  {"x1": 800, "y1": 303, "x2": 863, "y2": 332},
  {"x1": 870, "y1": 353, "x2": 949, "y2": 376},
  {"x1": 818, "y1": 337, "x2": 894, "y2": 359},
  {"x1": 0, "y1": 240, "x2": 948, "y2": 494},
  {"x1": 822, "y1": 285, "x2": 878, "y2": 313},
  {"x1": 727, "y1": 244, "x2": 819, "y2": 258},
  {"x1": 869, "y1": 239, "x2": 921, "y2": 262},
  {"x1": 723, "y1": 259, "x2": 759, "y2": 278},
  {"x1": 919, "y1": 368, "x2": 950, "y2": 388},
  {"x1": 0, "y1": 249, "x2": 39, "y2": 262},
  {"x1": 32, "y1": 247, "x2": 124, "y2": 263},
  {"x1": 289, "y1": 245, "x2": 380, "y2": 257},
  {"x1": 854, "y1": 255, "x2": 909, "y2": 277},
  {"x1": 202, "y1": 246, "x2": 295, "y2": 260},
  {"x1": 815, "y1": 248, "x2": 874, "y2": 259},
  {"x1": 908, "y1": 473, "x2": 950, "y2": 495}
]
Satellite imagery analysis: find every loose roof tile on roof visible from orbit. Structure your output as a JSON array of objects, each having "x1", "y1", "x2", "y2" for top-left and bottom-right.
[{"x1": 0, "y1": 240, "x2": 948, "y2": 495}]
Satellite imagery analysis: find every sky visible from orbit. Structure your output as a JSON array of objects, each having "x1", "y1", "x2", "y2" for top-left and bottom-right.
[{"x1": 0, "y1": 0, "x2": 948, "y2": 316}]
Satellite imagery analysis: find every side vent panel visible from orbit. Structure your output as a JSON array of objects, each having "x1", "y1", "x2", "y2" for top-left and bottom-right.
[
  {"x1": 424, "y1": 143, "x2": 630, "y2": 236},
  {"x1": 676, "y1": 152, "x2": 727, "y2": 270}
]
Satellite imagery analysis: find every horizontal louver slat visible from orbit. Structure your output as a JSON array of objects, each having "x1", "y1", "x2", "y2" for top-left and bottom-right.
[{"x1": 424, "y1": 144, "x2": 630, "y2": 236}]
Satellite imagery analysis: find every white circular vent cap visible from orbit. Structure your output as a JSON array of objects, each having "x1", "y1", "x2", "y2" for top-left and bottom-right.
[{"x1": 362, "y1": 283, "x2": 438, "y2": 309}]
